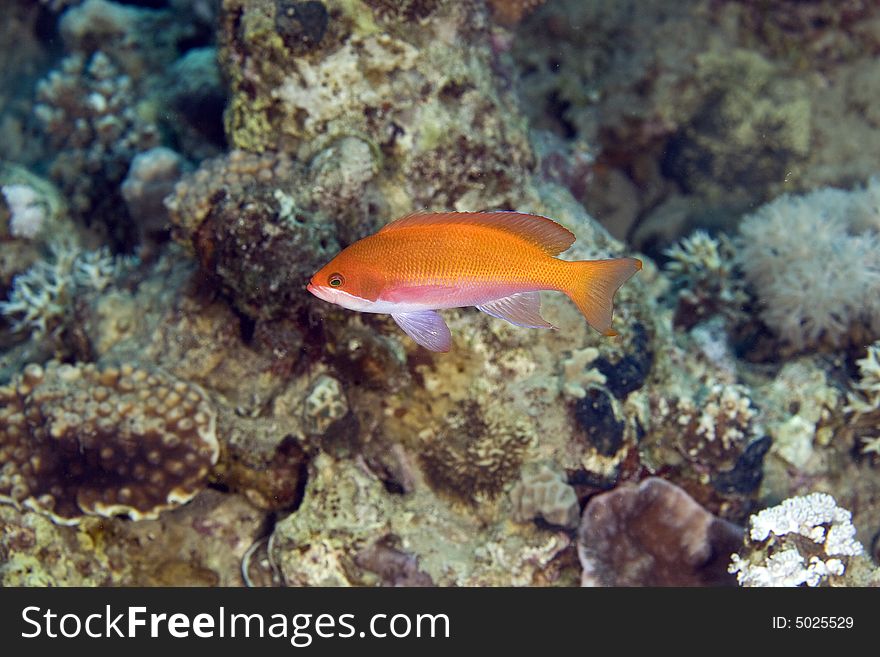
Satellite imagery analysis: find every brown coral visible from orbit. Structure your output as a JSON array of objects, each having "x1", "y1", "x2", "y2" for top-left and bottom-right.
[
  {"x1": 651, "y1": 384, "x2": 760, "y2": 471},
  {"x1": 643, "y1": 383, "x2": 768, "y2": 520},
  {"x1": 420, "y1": 401, "x2": 533, "y2": 502},
  {"x1": 578, "y1": 477, "x2": 742, "y2": 586},
  {"x1": 166, "y1": 149, "x2": 339, "y2": 321},
  {"x1": 510, "y1": 464, "x2": 579, "y2": 528},
  {"x1": 0, "y1": 361, "x2": 218, "y2": 524}
]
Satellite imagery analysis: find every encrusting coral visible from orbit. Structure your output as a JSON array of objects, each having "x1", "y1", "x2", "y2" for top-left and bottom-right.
[
  {"x1": 0, "y1": 361, "x2": 218, "y2": 524},
  {"x1": 578, "y1": 477, "x2": 742, "y2": 586},
  {"x1": 219, "y1": 0, "x2": 533, "y2": 212},
  {"x1": 509, "y1": 464, "x2": 579, "y2": 529}
]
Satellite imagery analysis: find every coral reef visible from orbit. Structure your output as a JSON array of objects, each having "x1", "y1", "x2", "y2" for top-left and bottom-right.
[
  {"x1": 121, "y1": 147, "x2": 188, "y2": 253},
  {"x1": 269, "y1": 453, "x2": 576, "y2": 586},
  {"x1": 639, "y1": 374, "x2": 768, "y2": 520},
  {"x1": 487, "y1": 0, "x2": 547, "y2": 26},
  {"x1": 0, "y1": 489, "x2": 263, "y2": 586},
  {"x1": 0, "y1": 166, "x2": 73, "y2": 297},
  {"x1": 663, "y1": 49, "x2": 811, "y2": 201},
  {"x1": 5, "y1": 0, "x2": 880, "y2": 594},
  {"x1": 0, "y1": 361, "x2": 218, "y2": 523},
  {"x1": 578, "y1": 477, "x2": 742, "y2": 586},
  {"x1": 2, "y1": 185, "x2": 49, "y2": 241},
  {"x1": 512, "y1": 0, "x2": 880, "y2": 251},
  {"x1": 419, "y1": 400, "x2": 535, "y2": 503},
  {"x1": 219, "y1": 0, "x2": 533, "y2": 211},
  {"x1": 0, "y1": 240, "x2": 128, "y2": 342},
  {"x1": 160, "y1": 47, "x2": 227, "y2": 159},
  {"x1": 303, "y1": 374, "x2": 349, "y2": 435},
  {"x1": 58, "y1": 0, "x2": 193, "y2": 81},
  {"x1": 729, "y1": 493, "x2": 868, "y2": 586}
]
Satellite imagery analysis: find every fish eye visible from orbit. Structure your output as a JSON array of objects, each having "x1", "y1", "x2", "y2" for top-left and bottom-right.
[{"x1": 328, "y1": 273, "x2": 344, "y2": 287}]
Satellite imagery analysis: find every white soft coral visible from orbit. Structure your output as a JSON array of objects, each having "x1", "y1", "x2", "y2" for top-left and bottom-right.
[{"x1": 738, "y1": 181, "x2": 880, "y2": 349}]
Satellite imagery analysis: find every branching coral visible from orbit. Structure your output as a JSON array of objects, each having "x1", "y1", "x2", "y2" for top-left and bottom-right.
[
  {"x1": 664, "y1": 230, "x2": 746, "y2": 329},
  {"x1": 844, "y1": 341, "x2": 880, "y2": 455},
  {"x1": 729, "y1": 493, "x2": 864, "y2": 586},
  {"x1": 0, "y1": 240, "x2": 126, "y2": 339},
  {"x1": 34, "y1": 51, "x2": 160, "y2": 237},
  {"x1": 738, "y1": 183, "x2": 880, "y2": 350}
]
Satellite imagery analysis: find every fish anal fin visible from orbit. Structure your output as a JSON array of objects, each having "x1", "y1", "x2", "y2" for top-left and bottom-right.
[
  {"x1": 476, "y1": 292, "x2": 556, "y2": 329},
  {"x1": 392, "y1": 311, "x2": 452, "y2": 352},
  {"x1": 379, "y1": 211, "x2": 575, "y2": 255}
]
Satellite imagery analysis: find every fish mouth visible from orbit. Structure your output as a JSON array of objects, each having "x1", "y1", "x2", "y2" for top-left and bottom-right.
[{"x1": 307, "y1": 282, "x2": 335, "y2": 304}]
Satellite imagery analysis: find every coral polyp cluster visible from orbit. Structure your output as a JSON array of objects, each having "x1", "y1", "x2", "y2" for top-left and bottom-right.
[{"x1": 0, "y1": 361, "x2": 218, "y2": 524}]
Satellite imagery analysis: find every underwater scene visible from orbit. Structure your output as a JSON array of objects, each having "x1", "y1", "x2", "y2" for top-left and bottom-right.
[{"x1": 0, "y1": 0, "x2": 878, "y2": 588}]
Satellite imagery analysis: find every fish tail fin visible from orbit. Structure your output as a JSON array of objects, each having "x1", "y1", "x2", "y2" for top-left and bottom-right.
[{"x1": 563, "y1": 257, "x2": 642, "y2": 336}]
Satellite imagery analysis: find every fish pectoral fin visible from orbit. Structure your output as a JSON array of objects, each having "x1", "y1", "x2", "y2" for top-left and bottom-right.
[
  {"x1": 392, "y1": 311, "x2": 452, "y2": 352},
  {"x1": 476, "y1": 292, "x2": 556, "y2": 329}
]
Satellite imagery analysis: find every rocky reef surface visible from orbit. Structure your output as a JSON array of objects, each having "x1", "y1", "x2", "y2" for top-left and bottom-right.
[{"x1": 0, "y1": 0, "x2": 878, "y2": 587}]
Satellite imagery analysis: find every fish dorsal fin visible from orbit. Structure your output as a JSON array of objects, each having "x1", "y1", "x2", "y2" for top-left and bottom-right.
[{"x1": 378, "y1": 211, "x2": 576, "y2": 255}]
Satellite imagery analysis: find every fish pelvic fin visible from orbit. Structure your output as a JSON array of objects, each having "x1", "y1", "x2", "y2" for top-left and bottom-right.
[
  {"x1": 564, "y1": 257, "x2": 642, "y2": 335},
  {"x1": 392, "y1": 310, "x2": 452, "y2": 352}
]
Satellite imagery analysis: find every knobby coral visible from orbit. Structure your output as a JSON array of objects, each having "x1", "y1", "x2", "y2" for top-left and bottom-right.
[
  {"x1": 35, "y1": 51, "x2": 161, "y2": 228},
  {"x1": 0, "y1": 361, "x2": 218, "y2": 524}
]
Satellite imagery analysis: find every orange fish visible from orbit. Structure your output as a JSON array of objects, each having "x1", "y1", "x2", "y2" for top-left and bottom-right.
[{"x1": 308, "y1": 211, "x2": 642, "y2": 352}]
